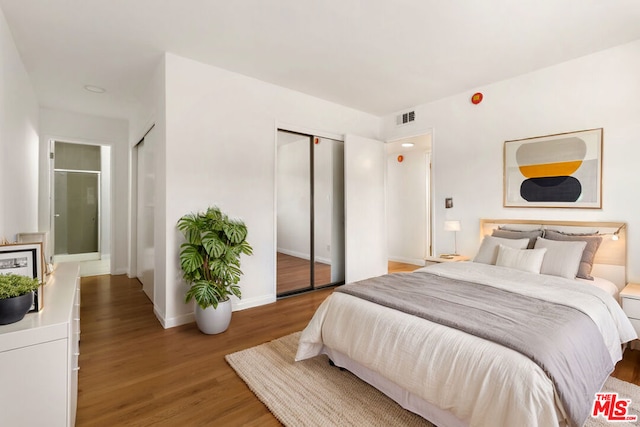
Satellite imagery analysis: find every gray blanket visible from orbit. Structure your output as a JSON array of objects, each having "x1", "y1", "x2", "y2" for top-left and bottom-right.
[{"x1": 336, "y1": 271, "x2": 614, "y2": 427}]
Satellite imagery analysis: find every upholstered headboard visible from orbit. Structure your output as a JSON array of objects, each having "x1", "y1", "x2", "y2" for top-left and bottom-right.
[{"x1": 479, "y1": 219, "x2": 627, "y2": 290}]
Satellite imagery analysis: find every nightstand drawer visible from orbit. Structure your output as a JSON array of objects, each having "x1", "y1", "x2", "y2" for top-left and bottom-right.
[{"x1": 622, "y1": 297, "x2": 640, "y2": 319}]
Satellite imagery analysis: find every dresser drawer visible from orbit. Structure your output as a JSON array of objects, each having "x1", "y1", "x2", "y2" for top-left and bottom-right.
[{"x1": 622, "y1": 297, "x2": 640, "y2": 319}]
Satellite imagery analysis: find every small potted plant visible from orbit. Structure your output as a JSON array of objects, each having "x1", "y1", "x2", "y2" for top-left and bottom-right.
[
  {"x1": 177, "y1": 206, "x2": 253, "y2": 334},
  {"x1": 0, "y1": 274, "x2": 40, "y2": 325}
]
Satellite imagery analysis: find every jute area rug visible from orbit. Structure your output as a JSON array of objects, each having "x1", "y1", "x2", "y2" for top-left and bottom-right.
[{"x1": 226, "y1": 332, "x2": 640, "y2": 426}]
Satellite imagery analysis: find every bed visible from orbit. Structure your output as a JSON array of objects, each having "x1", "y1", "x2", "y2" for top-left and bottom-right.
[{"x1": 295, "y1": 220, "x2": 637, "y2": 427}]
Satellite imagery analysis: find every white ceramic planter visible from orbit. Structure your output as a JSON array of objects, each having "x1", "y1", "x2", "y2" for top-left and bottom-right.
[{"x1": 195, "y1": 299, "x2": 232, "y2": 334}]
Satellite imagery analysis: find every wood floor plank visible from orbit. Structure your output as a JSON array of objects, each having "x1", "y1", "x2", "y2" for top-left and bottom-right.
[{"x1": 77, "y1": 267, "x2": 640, "y2": 426}]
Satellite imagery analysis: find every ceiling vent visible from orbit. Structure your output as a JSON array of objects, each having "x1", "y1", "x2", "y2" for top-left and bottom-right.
[{"x1": 396, "y1": 110, "x2": 415, "y2": 126}]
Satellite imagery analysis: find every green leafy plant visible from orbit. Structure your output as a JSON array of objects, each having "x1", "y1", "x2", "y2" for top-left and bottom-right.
[
  {"x1": 177, "y1": 206, "x2": 253, "y2": 309},
  {"x1": 0, "y1": 274, "x2": 40, "y2": 299}
]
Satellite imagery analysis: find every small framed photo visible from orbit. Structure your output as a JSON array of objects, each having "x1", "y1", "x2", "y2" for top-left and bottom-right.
[
  {"x1": 0, "y1": 243, "x2": 44, "y2": 312},
  {"x1": 445, "y1": 198, "x2": 453, "y2": 209}
]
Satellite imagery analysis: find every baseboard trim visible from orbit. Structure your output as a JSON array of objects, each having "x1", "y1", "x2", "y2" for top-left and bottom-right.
[
  {"x1": 234, "y1": 294, "x2": 277, "y2": 311},
  {"x1": 158, "y1": 309, "x2": 194, "y2": 329},
  {"x1": 157, "y1": 294, "x2": 276, "y2": 329}
]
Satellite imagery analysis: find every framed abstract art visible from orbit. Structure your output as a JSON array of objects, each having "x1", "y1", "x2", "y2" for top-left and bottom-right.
[{"x1": 504, "y1": 128, "x2": 603, "y2": 208}]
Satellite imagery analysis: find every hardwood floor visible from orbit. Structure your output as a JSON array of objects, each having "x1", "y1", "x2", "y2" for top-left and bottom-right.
[
  {"x1": 613, "y1": 346, "x2": 640, "y2": 384},
  {"x1": 77, "y1": 270, "x2": 640, "y2": 426},
  {"x1": 388, "y1": 260, "x2": 422, "y2": 273},
  {"x1": 77, "y1": 274, "x2": 332, "y2": 426},
  {"x1": 276, "y1": 252, "x2": 332, "y2": 294}
]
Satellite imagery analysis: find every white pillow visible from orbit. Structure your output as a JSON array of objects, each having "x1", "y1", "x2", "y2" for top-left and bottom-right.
[
  {"x1": 473, "y1": 236, "x2": 529, "y2": 265},
  {"x1": 495, "y1": 245, "x2": 547, "y2": 274},
  {"x1": 534, "y1": 237, "x2": 587, "y2": 279}
]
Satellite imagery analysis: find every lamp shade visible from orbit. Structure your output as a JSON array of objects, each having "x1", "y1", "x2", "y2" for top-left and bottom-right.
[{"x1": 444, "y1": 220, "x2": 461, "y2": 232}]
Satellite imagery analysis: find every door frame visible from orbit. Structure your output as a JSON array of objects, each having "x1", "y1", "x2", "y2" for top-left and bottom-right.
[
  {"x1": 49, "y1": 139, "x2": 111, "y2": 263},
  {"x1": 385, "y1": 131, "x2": 434, "y2": 260}
]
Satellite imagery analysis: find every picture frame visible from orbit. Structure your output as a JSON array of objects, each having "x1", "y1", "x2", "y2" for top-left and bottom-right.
[
  {"x1": 504, "y1": 128, "x2": 603, "y2": 208},
  {"x1": 16, "y1": 231, "x2": 52, "y2": 277},
  {"x1": 0, "y1": 243, "x2": 44, "y2": 312}
]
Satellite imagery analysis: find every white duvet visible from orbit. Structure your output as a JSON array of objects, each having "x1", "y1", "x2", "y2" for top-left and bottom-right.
[{"x1": 295, "y1": 262, "x2": 636, "y2": 427}]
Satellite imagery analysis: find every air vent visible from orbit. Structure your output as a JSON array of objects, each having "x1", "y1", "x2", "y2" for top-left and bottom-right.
[{"x1": 396, "y1": 110, "x2": 416, "y2": 126}]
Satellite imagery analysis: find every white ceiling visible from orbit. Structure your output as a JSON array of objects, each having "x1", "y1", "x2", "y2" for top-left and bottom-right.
[{"x1": 2, "y1": 1, "x2": 640, "y2": 120}]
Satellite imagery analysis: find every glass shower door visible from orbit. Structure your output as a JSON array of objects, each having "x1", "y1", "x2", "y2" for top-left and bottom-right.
[{"x1": 54, "y1": 171, "x2": 99, "y2": 255}]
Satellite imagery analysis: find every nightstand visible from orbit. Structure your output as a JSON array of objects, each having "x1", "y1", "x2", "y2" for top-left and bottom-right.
[
  {"x1": 619, "y1": 283, "x2": 640, "y2": 350},
  {"x1": 424, "y1": 255, "x2": 470, "y2": 267}
]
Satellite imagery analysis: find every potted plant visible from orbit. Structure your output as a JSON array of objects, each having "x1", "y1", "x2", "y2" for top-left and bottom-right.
[
  {"x1": 0, "y1": 274, "x2": 40, "y2": 325},
  {"x1": 177, "y1": 206, "x2": 253, "y2": 334}
]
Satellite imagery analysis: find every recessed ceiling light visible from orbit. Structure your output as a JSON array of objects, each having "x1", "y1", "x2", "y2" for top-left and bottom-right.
[
  {"x1": 84, "y1": 85, "x2": 106, "y2": 93},
  {"x1": 401, "y1": 142, "x2": 414, "y2": 147}
]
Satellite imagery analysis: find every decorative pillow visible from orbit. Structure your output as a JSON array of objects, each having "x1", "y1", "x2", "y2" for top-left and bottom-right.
[
  {"x1": 533, "y1": 237, "x2": 587, "y2": 279},
  {"x1": 473, "y1": 236, "x2": 529, "y2": 265},
  {"x1": 492, "y1": 229, "x2": 543, "y2": 249},
  {"x1": 543, "y1": 230, "x2": 603, "y2": 280},
  {"x1": 495, "y1": 245, "x2": 547, "y2": 274}
]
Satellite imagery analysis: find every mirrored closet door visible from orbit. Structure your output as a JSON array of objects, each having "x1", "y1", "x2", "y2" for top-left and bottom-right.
[{"x1": 276, "y1": 130, "x2": 345, "y2": 296}]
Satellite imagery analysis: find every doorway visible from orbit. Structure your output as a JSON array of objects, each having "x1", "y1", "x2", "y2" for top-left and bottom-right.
[
  {"x1": 51, "y1": 141, "x2": 111, "y2": 273},
  {"x1": 276, "y1": 129, "x2": 345, "y2": 296},
  {"x1": 385, "y1": 133, "x2": 432, "y2": 267}
]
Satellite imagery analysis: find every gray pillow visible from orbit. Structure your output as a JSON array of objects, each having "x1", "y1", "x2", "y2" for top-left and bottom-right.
[
  {"x1": 474, "y1": 236, "x2": 530, "y2": 265},
  {"x1": 543, "y1": 230, "x2": 603, "y2": 280},
  {"x1": 534, "y1": 237, "x2": 587, "y2": 279},
  {"x1": 491, "y1": 228, "x2": 543, "y2": 249}
]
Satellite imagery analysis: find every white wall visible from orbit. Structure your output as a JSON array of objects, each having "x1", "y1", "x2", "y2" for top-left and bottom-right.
[
  {"x1": 158, "y1": 53, "x2": 381, "y2": 327},
  {"x1": 383, "y1": 40, "x2": 640, "y2": 282},
  {"x1": 38, "y1": 108, "x2": 128, "y2": 272},
  {"x1": 0, "y1": 8, "x2": 39, "y2": 242}
]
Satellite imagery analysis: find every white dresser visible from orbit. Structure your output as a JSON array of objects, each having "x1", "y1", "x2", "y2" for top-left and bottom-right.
[{"x1": 0, "y1": 262, "x2": 80, "y2": 427}]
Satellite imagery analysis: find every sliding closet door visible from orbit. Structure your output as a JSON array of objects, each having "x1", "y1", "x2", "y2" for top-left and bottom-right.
[
  {"x1": 313, "y1": 137, "x2": 345, "y2": 287},
  {"x1": 276, "y1": 130, "x2": 346, "y2": 296},
  {"x1": 276, "y1": 131, "x2": 312, "y2": 294},
  {"x1": 344, "y1": 134, "x2": 387, "y2": 283},
  {"x1": 136, "y1": 127, "x2": 155, "y2": 302}
]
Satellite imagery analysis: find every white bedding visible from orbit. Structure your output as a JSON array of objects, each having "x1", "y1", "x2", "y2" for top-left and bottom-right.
[
  {"x1": 296, "y1": 262, "x2": 636, "y2": 427},
  {"x1": 579, "y1": 276, "x2": 620, "y2": 301}
]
